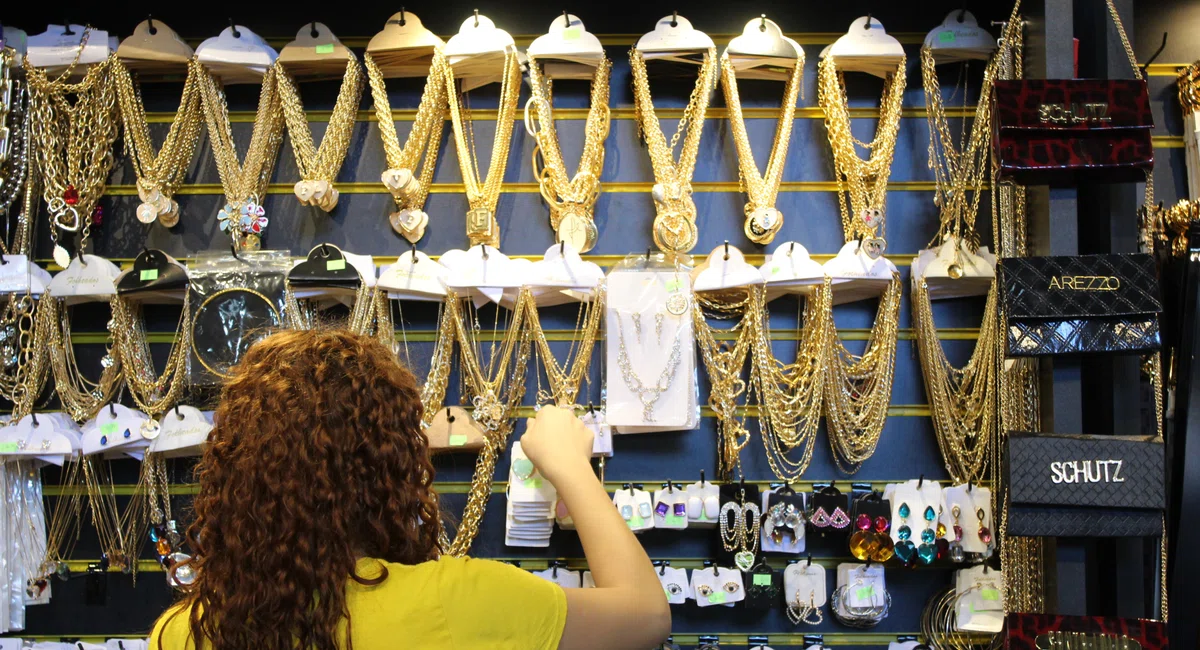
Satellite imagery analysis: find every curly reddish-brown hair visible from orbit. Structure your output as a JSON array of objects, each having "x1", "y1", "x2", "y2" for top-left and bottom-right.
[{"x1": 171, "y1": 329, "x2": 442, "y2": 649}]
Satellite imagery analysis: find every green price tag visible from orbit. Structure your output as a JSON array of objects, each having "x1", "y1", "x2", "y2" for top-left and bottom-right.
[
  {"x1": 664, "y1": 278, "x2": 683, "y2": 292},
  {"x1": 664, "y1": 514, "x2": 685, "y2": 527},
  {"x1": 753, "y1": 574, "x2": 772, "y2": 586},
  {"x1": 629, "y1": 514, "x2": 644, "y2": 529},
  {"x1": 981, "y1": 588, "x2": 1000, "y2": 601},
  {"x1": 523, "y1": 477, "x2": 543, "y2": 489},
  {"x1": 562, "y1": 27, "x2": 581, "y2": 41},
  {"x1": 0, "y1": 442, "x2": 18, "y2": 453},
  {"x1": 855, "y1": 585, "x2": 875, "y2": 602},
  {"x1": 326, "y1": 259, "x2": 346, "y2": 271},
  {"x1": 665, "y1": 586, "x2": 672, "y2": 599},
  {"x1": 448, "y1": 434, "x2": 468, "y2": 447},
  {"x1": 100, "y1": 422, "x2": 119, "y2": 436},
  {"x1": 315, "y1": 44, "x2": 335, "y2": 54},
  {"x1": 939, "y1": 30, "x2": 956, "y2": 43},
  {"x1": 139, "y1": 269, "x2": 158, "y2": 281},
  {"x1": 707, "y1": 590, "x2": 727, "y2": 604},
  {"x1": 770, "y1": 264, "x2": 782, "y2": 276}
]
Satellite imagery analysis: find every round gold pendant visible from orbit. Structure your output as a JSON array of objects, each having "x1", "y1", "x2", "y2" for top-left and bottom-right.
[
  {"x1": 744, "y1": 206, "x2": 782, "y2": 244},
  {"x1": 237, "y1": 233, "x2": 262, "y2": 252},
  {"x1": 665, "y1": 292, "x2": 690, "y2": 316},
  {"x1": 557, "y1": 213, "x2": 598, "y2": 253},
  {"x1": 136, "y1": 202, "x2": 159, "y2": 225},
  {"x1": 158, "y1": 203, "x2": 180, "y2": 228},
  {"x1": 653, "y1": 216, "x2": 697, "y2": 253},
  {"x1": 947, "y1": 263, "x2": 964, "y2": 279}
]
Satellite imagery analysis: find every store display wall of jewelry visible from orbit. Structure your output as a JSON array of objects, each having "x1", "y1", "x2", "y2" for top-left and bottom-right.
[{"x1": 0, "y1": 1, "x2": 1184, "y2": 645}]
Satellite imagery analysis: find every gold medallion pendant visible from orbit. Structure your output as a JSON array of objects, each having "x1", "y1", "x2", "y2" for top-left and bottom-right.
[
  {"x1": 653, "y1": 216, "x2": 698, "y2": 254},
  {"x1": 744, "y1": 206, "x2": 783, "y2": 244},
  {"x1": 557, "y1": 212, "x2": 598, "y2": 253},
  {"x1": 466, "y1": 207, "x2": 497, "y2": 246}
]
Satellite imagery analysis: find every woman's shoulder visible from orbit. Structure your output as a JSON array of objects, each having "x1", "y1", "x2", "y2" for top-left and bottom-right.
[{"x1": 149, "y1": 602, "x2": 200, "y2": 650}]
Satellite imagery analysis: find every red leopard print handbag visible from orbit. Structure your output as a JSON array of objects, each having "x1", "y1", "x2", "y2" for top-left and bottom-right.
[
  {"x1": 992, "y1": 0, "x2": 1152, "y2": 186},
  {"x1": 1001, "y1": 613, "x2": 1167, "y2": 650}
]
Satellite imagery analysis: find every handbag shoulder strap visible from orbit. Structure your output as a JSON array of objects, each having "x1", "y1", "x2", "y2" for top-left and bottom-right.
[{"x1": 1105, "y1": 0, "x2": 1144, "y2": 81}]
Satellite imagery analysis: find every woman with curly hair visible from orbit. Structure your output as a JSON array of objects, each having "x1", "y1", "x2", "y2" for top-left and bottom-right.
[{"x1": 150, "y1": 329, "x2": 670, "y2": 649}]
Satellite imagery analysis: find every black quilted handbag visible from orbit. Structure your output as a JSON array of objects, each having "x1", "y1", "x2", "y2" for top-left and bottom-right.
[
  {"x1": 997, "y1": 254, "x2": 1162, "y2": 357},
  {"x1": 1005, "y1": 432, "x2": 1164, "y2": 536}
]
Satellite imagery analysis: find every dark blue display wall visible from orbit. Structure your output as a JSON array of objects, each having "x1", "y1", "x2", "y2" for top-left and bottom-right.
[{"x1": 3, "y1": 1, "x2": 1184, "y2": 647}]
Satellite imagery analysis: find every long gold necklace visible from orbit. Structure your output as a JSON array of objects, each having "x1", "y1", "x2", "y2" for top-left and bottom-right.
[
  {"x1": 817, "y1": 55, "x2": 905, "y2": 244},
  {"x1": 197, "y1": 63, "x2": 285, "y2": 251},
  {"x1": 0, "y1": 171, "x2": 42, "y2": 404},
  {"x1": 526, "y1": 58, "x2": 611, "y2": 253},
  {"x1": 720, "y1": 51, "x2": 803, "y2": 245},
  {"x1": 629, "y1": 48, "x2": 716, "y2": 254},
  {"x1": 109, "y1": 293, "x2": 191, "y2": 420},
  {"x1": 39, "y1": 294, "x2": 122, "y2": 423},
  {"x1": 915, "y1": 44, "x2": 1003, "y2": 484},
  {"x1": 366, "y1": 50, "x2": 448, "y2": 243},
  {"x1": 441, "y1": 291, "x2": 531, "y2": 556},
  {"x1": 523, "y1": 287, "x2": 604, "y2": 407},
  {"x1": 748, "y1": 284, "x2": 829, "y2": 481},
  {"x1": 25, "y1": 28, "x2": 120, "y2": 266},
  {"x1": 111, "y1": 57, "x2": 203, "y2": 228},
  {"x1": 0, "y1": 47, "x2": 31, "y2": 221},
  {"x1": 276, "y1": 57, "x2": 364, "y2": 212},
  {"x1": 283, "y1": 281, "x2": 377, "y2": 334},
  {"x1": 444, "y1": 50, "x2": 521, "y2": 248},
  {"x1": 693, "y1": 290, "x2": 753, "y2": 479}
]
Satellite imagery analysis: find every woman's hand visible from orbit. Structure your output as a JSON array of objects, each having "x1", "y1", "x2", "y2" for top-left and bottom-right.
[{"x1": 520, "y1": 406, "x2": 594, "y2": 485}]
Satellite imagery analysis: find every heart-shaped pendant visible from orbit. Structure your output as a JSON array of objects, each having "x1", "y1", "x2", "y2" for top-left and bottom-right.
[
  {"x1": 52, "y1": 206, "x2": 81, "y2": 233},
  {"x1": 136, "y1": 202, "x2": 159, "y2": 224},
  {"x1": 916, "y1": 543, "x2": 936, "y2": 565},
  {"x1": 651, "y1": 183, "x2": 666, "y2": 204},
  {"x1": 860, "y1": 208, "x2": 883, "y2": 229},
  {"x1": 893, "y1": 539, "x2": 916, "y2": 565},
  {"x1": 861, "y1": 237, "x2": 887, "y2": 260},
  {"x1": 734, "y1": 550, "x2": 755, "y2": 572},
  {"x1": 318, "y1": 187, "x2": 339, "y2": 212},
  {"x1": 391, "y1": 208, "x2": 430, "y2": 242},
  {"x1": 382, "y1": 168, "x2": 413, "y2": 192},
  {"x1": 294, "y1": 181, "x2": 315, "y2": 204},
  {"x1": 512, "y1": 457, "x2": 535, "y2": 481}
]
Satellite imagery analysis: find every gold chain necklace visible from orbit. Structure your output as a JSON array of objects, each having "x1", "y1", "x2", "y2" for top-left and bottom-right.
[
  {"x1": 25, "y1": 29, "x2": 120, "y2": 265},
  {"x1": 721, "y1": 52, "x2": 803, "y2": 245},
  {"x1": 111, "y1": 57, "x2": 203, "y2": 228},
  {"x1": 748, "y1": 284, "x2": 829, "y2": 481},
  {"x1": 276, "y1": 57, "x2": 364, "y2": 212},
  {"x1": 444, "y1": 50, "x2": 521, "y2": 248},
  {"x1": 817, "y1": 55, "x2": 905, "y2": 243},
  {"x1": 0, "y1": 47, "x2": 32, "y2": 225},
  {"x1": 693, "y1": 291, "x2": 753, "y2": 479},
  {"x1": 197, "y1": 64, "x2": 285, "y2": 251},
  {"x1": 629, "y1": 48, "x2": 716, "y2": 254},
  {"x1": 523, "y1": 287, "x2": 604, "y2": 407},
  {"x1": 821, "y1": 275, "x2": 902, "y2": 474},
  {"x1": 109, "y1": 293, "x2": 191, "y2": 420},
  {"x1": 365, "y1": 50, "x2": 448, "y2": 243},
  {"x1": 526, "y1": 58, "x2": 612, "y2": 253},
  {"x1": 40, "y1": 295, "x2": 122, "y2": 423},
  {"x1": 283, "y1": 281, "x2": 376, "y2": 334}
]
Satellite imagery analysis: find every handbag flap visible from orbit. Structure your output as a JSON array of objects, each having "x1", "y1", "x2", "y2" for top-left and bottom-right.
[
  {"x1": 998, "y1": 254, "x2": 1161, "y2": 319},
  {"x1": 994, "y1": 79, "x2": 1153, "y2": 131},
  {"x1": 1006, "y1": 432, "x2": 1164, "y2": 510},
  {"x1": 1002, "y1": 613, "x2": 1168, "y2": 650}
]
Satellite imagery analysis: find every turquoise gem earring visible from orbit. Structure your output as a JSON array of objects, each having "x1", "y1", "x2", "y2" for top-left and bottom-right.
[
  {"x1": 916, "y1": 505, "x2": 937, "y2": 565},
  {"x1": 893, "y1": 502, "x2": 916, "y2": 565}
]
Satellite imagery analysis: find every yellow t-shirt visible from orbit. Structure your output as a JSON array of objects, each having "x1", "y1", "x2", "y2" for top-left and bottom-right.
[{"x1": 150, "y1": 556, "x2": 567, "y2": 650}]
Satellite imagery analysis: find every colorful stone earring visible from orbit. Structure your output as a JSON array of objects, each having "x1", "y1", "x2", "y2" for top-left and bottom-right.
[
  {"x1": 934, "y1": 506, "x2": 950, "y2": 561},
  {"x1": 894, "y1": 502, "x2": 916, "y2": 565},
  {"x1": 977, "y1": 508, "x2": 993, "y2": 545},
  {"x1": 917, "y1": 505, "x2": 937, "y2": 565},
  {"x1": 949, "y1": 505, "x2": 966, "y2": 562}
]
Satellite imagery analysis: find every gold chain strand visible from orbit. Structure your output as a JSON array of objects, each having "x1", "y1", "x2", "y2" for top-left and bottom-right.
[
  {"x1": 111, "y1": 57, "x2": 203, "y2": 227},
  {"x1": 108, "y1": 293, "x2": 191, "y2": 419},
  {"x1": 693, "y1": 290, "x2": 754, "y2": 479},
  {"x1": 523, "y1": 288, "x2": 604, "y2": 407},
  {"x1": 416, "y1": 295, "x2": 457, "y2": 428},
  {"x1": 914, "y1": 279, "x2": 999, "y2": 483},
  {"x1": 444, "y1": 50, "x2": 522, "y2": 248},
  {"x1": 39, "y1": 456, "x2": 84, "y2": 580},
  {"x1": 275, "y1": 56, "x2": 364, "y2": 211},
  {"x1": 629, "y1": 47, "x2": 716, "y2": 254},
  {"x1": 364, "y1": 51, "x2": 448, "y2": 242},
  {"x1": 40, "y1": 295, "x2": 122, "y2": 423},
  {"x1": 720, "y1": 51, "x2": 803, "y2": 245},
  {"x1": 748, "y1": 284, "x2": 830, "y2": 482},
  {"x1": 821, "y1": 275, "x2": 902, "y2": 473},
  {"x1": 282, "y1": 282, "x2": 376, "y2": 334},
  {"x1": 526, "y1": 58, "x2": 612, "y2": 252},
  {"x1": 196, "y1": 63, "x2": 285, "y2": 250},
  {"x1": 25, "y1": 33, "x2": 119, "y2": 253},
  {"x1": 817, "y1": 55, "x2": 905, "y2": 242}
]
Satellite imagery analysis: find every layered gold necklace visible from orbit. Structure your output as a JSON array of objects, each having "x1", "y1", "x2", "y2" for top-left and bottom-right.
[
  {"x1": 526, "y1": 58, "x2": 612, "y2": 253},
  {"x1": 112, "y1": 57, "x2": 204, "y2": 228},
  {"x1": 817, "y1": 54, "x2": 906, "y2": 474},
  {"x1": 693, "y1": 290, "x2": 753, "y2": 479},
  {"x1": 720, "y1": 51, "x2": 803, "y2": 245},
  {"x1": 25, "y1": 29, "x2": 120, "y2": 267},
  {"x1": 197, "y1": 64, "x2": 285, "y2": 251},
  {"x1": 444, "y1": 50, "x2": 522, "y2": 248},
  {"x1": 629, "y1": 48, "x2": 716, "y2": 254},
  {"x1": 524, "y1": 288, "x2": 604, "y2": 407},
  {"x1": 39, "y1": 295, "x2": 122, "y2": 423},
  {"x1": 748, "y1": 284, "x2": 829, "y2": 481},
  {"x1": 915, "y1": 45, "x2": 1003, "y2": 484},
  {"x1": 283, "y1": 281, "x2": 380, "y2": 335},
  {"x1": 365, "y1": 50, "x2": 448, "y2": 243},
  {"x1": 276, "y1": 57, "x2": 364, "y2": 212}
]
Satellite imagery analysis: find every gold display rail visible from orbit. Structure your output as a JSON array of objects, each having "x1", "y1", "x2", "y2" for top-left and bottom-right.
[
  {"x1": 1155, "y1": 135, "x2": 1185, "y2": 148},
  {"x1": 106, "y1": 180, "x2": 949, "y2": 195},
  {"x1": 144, "y1": 105, "x2": 978, "y2": 123},
  {"x1": 45, "y1": 477, "x2": 968, "y2": 497},
  {"x1": 66, "y1": 328, "x2": 980, "y2": 345},
  {"x1": 1147, "y1": 63, "x2": 1192, "y2": 77},
  {"x1": 180, "y1": 31, "x2": 933, "y2": 50}
]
